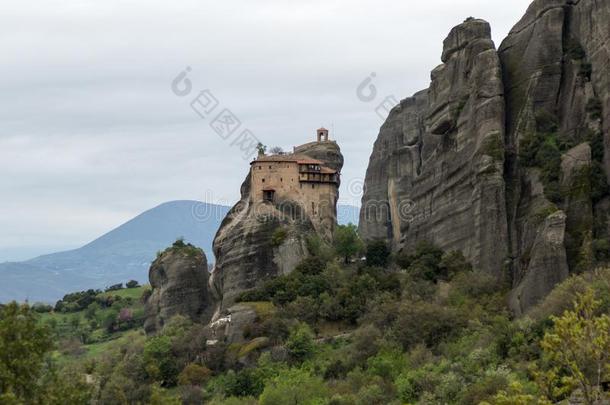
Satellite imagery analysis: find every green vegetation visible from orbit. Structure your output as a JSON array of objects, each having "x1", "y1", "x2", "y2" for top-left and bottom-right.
[
  {"x1": 586, "y1": 98, "x2": 602, "y2": 121},
  {"x1": 2, "y1": 238, "x2": 610, "y2": 404},
  {"x1": 271, "y1": 227, "x2": 288, "y2": 247},
  {"x1": 0, "y1": 303, "x2": 91, "y2": 404},
  {"x1": 333, "y1": 223, "x2": 364, "y2": 263},
  {"x1": 539, "y1": 289, "x2": 610, "y2": 404},
  {"x1": 516, "y1": 108, "x2": 609, "y2": 205},
  {"x1": 161, "y1": 237, "x2": 204, "y2": 257},
  {"x1": 482, "y1": 133, "x2": 504, "y2": 161},
  {"x1": 519, "y1": 110, "x2": 568, "y2": 203},
  {"x1": 37, "y1": 284, "x2": 148, "y2": 361}
]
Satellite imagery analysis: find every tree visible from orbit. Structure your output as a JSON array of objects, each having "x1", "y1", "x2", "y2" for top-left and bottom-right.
[
  {"x1": 269, "y1": 146, "x2": 283, "y2": 154},
  {"x1": 259, "y1": 368, "x2": 328, "y2": 405},
  {"x1": 257, "y1": 142, "x2": 267, "y2": 155},
  {"x1": 481, "y1": 382, "x2": 550, "y2": 405},
  {"x1": 334, "y1": 223, "x2": 364, "y2": 264},
  {"x1": 285, "y1": 323, "x2": 315, "y2": 363},
  {"x1": 539, "y1": 289, "x2": 610, "y2": 404},
  {"x1": 126, "y1": 280, "x2": 140, "y2": 288},
  {"x1": 0, "y1": 302, "x2": 53, "y2": 402},
  {"x1": 365, "y1": 239, "x2": 391, "y2": 267},
  {"x1": 178, "y1": 363, "x2": 212, "y2": 387}
]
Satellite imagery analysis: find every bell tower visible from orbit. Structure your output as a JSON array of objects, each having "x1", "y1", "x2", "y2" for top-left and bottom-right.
[{"x1": 317, "y1": 127, "x2": 329, "y2": 142}]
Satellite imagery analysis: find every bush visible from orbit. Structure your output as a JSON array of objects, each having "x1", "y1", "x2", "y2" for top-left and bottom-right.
[
  {"x1": 392, "y1": 301, "x2": 466, "y2": 350},
  {"x1": 365, "y1": 239, "x2": 391, "y2": 267},
  {"x1": 593, "y1": 239, "x2": 610, "y2": 261},
  {"x1": 178, "y1": 363, "x2": 212, "y2": 387},
  {"x1": 590, "y1": 162, "x2": 609, "y2": 203},
  {"x1": 31, "y1": 303, "x2": 53, "y2": 313},
  {"x1": 397, "y1": 241, "x2": 447, "y2": 282},
  {"x1": 271, "y1": 227, "x2": 288, "y2": 247},
  {"x1": 105, "y1": 283, "x2": 123, "y2": 292},
  {"x1": 535, "y1": 109, "x2": 558, "y2": 133},
  {"x1": 566, "y1": 39, "x2": 586, "y2": 60},
  {"x1": 259, "y1": 369, "x2": 328, "y2": 405},
  {"x1": 173, "y1": 237, "x2": 186, "y2": 248},
  {"x1": 285, "y1": 323, "x2": 315, "y2": 363},
  {"x1": 586, "y1": 98, "x2": 602, "y2": 120},
  {"x1": 143, "y1": 335, "x2": 180, "y2": 385}
]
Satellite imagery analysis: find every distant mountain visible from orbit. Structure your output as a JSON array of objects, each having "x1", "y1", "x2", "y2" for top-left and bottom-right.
[
  {"x1": 337, "y1": 204, "x2": 360, "y2": 226},
  {"x1": 0, "y1": 201, "x2": 230, "y2": 303},
  {"x1": 0, "y1": 201, "x2": 359, "y2": 303}
]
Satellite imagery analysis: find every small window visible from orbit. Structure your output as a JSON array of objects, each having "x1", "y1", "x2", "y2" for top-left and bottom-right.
[
  {"x1": 262, "y1": 178, "x2": 265, "y2": 183},
  {"x1": 263, "y1": 190, "x2": 275, "y2": 202},
  {"x1": 280, "y1": 178, "x2": 283, "y2": 182},
  {"x1": 269, "y1": 165, "x2": 272, "y2": 169},
  {"x1": 311, "y1": 184, "x2": 315, "y2": 189}
]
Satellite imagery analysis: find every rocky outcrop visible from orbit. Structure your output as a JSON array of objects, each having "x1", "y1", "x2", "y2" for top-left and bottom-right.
[
  {"x1": 509, "y1": 211, "x2": 569, "y2": 316},
  {"x1": 360, "y1": 0, "x2": 609, "y2": 313},
  {"x1": 499, "y1": 0, "x2": 608, "y2": 311},
  {"x1": 144, "y1": 243, "x2": 215, "y2": 333},
  {"x1": 359, "y1": 18, "x2": 509, "y2": 279},
  {"x1": 211, "y1": 141, "x2": 343, "y2": 310}
]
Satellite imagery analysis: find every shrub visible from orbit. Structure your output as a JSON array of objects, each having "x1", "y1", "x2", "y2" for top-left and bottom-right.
[
  {"x1": 306, "y1": 234, "x2": 334, "y2": 262},
  {"x1": 535, "y1": 110, "x2": 558, "y2": 133},
  {"x1": 143, "y1": 335, "x2": 179, "y2": 385},
  {"x1": 259, "y1": 369, "x2": 328, "y2": 405},
  {"x1": 31, "y1": 303, "x2": 53, "y2": 313},
  {"x1": 271, "y1": 227, "x2": 288, "y2": 247},
  {"x1": 590, "y1": 162, "x2": 609, "y2": 203},
  {"x1": 397, "y1": 241, "x2": 448, "y2": 282},
  {"x1": 178, "y1": 363, "x2": 212, "y2": 387},
  {"x1": 586, "y1": 98, "x2": 602, "y2": 120},
  {"x1": 566, "y1": 39, "x2": 586, "y2": 60},
  {"x1": 173, "y1": 237, "x2": 186, "y2": 248},
  {"x1": 285, "y1": 323, "x2": 315, "y2": 363},
  {"x1": 392, "y1": 301, "x2": 466, "y2": 350},
  {"x1": 579, "y1": 62, "x2": 592, "y2": 80},
  {"x1": 105, "y1": 283, "x2": 123, "y2": 292},
  {"x1": 365, "y1": 239, "x2": 391, "y2": 267},
  {"x1": 593, "y1": 239, "x2": 610, "y2": 261}
]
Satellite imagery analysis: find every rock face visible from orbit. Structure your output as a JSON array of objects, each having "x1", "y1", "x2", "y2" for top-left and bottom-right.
[
  {"x1": 498, "y1": 0, "x2": 608, "y2": 311},
  {"x1": 211, "y1": 141, "x2": 343, "y2": 310},
  {"x1": 144, "y1": 244, "x2": 215, "y2": 333},
  {"x1": 509, "y1": 211, "x2": 569, "y2": 316},
  {"x1": 360, "y1": 0, "x2": 609, "y2": 313},
  {"x1": 360, "y1": 18, "x2": 509, "y2": 279}
]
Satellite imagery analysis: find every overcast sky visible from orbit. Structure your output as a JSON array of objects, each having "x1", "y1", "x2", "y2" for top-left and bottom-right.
[{"x1": 0, "y1": 0, "x2": 532, "y2": 261}]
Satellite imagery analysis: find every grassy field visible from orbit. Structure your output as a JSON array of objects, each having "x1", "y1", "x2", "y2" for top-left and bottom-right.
[{"x1": 38, "y1": 286, "x2": 149, "y2": 362}]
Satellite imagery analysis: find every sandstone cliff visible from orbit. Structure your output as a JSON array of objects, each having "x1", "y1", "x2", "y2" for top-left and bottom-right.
[
  {"x1": 144, "y1": 242, "x2": 215, "y2": 333},
  {"x1": 360, "y1": 0, "x2": 609, "y2": 313},
  {"x1": 359, "y1": 18, "x2": 509, "y2": 280}
]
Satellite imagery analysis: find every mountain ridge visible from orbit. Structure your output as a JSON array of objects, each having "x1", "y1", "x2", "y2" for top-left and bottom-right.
[{"x1": 0, "y1": 200, "x2": 360, "y2": 303}]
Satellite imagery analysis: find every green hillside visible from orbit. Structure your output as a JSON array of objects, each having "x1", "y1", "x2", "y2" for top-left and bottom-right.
[{"x1": 2, "y1": 238, "x2": 609, "y2": 404}]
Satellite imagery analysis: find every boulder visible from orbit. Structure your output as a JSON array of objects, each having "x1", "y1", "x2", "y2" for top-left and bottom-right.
[{"x1": 144, "y1": 243, "x2": 215, "y2": 334}]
